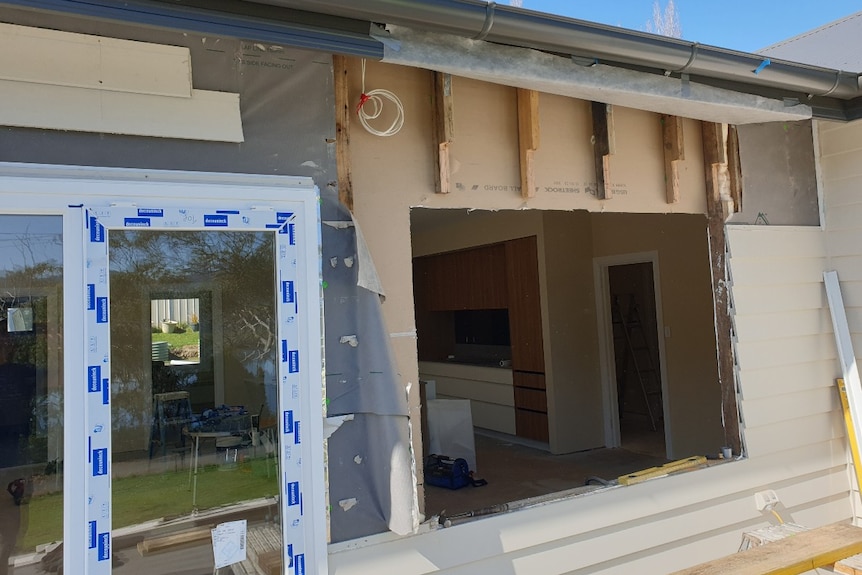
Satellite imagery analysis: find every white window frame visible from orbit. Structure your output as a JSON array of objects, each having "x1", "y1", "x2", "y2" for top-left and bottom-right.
[{"x1": 0, "y1": 162, "x2": 327, "y2": 575}]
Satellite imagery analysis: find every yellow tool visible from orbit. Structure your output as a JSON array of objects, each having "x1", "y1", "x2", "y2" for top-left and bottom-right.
[
  {"x1": 837, "y1": 378, "x2": 862, "y2": 494},
  {"x1": 617, "y1": 455, "x2": 707, "y2": 486}
]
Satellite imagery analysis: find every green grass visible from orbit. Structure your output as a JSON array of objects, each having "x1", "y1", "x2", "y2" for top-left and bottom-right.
[
  {"x1": 20, "y1": 456, "x2": 278, "y2": 551},
  {"x1": 152, "y1": 330, "x2": 201, "y2": 349}
]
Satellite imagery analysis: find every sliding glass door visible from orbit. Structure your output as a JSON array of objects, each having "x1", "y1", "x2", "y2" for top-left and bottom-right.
[
  {"x1": 0, "y1": 166, "x2": 325, "y2": 575},
  {"x1": 0, "y1": 215, "x2": 64, "y2": 575}
]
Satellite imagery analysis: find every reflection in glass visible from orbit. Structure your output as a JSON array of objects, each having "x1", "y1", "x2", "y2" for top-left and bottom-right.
[
  {"x1": 109, "y1": 231, "x2": 282, "y2": 573},
  {"x1": 151, "y1": 296, "x2": 201, "y2": 366},
  {"x1": 0, "y1": 215, "x2": 63, "y2": 574}
]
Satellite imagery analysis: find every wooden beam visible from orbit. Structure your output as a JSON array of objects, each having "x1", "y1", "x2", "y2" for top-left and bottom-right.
[
  {"x1": 137, "y1": 526, "x2": 213, "y2": 556},
  {"x1": 332, "y1": 54, "x2": 353, "y2": 212},
  {"x1": 661, "y1": 115, "x2": 685, "y2": 203},
  {"x1": 669, "y1": 523, "x2": 862, "y2": 575},
  {"x1": 517, "y1": 88, "x2": 539, "y2": 199},
  {"x1": 727, "y1": 124, "x2": 743, "y2": 213},
  {"x1": 591, "y1": 102, "x2": 614, "y2": 199},
  {"x1": 432, "y1": 72, "x2": 454, "y2": 194},
  {"x1": 702, "y1": 120, "x2": 740, "y2": 456}
]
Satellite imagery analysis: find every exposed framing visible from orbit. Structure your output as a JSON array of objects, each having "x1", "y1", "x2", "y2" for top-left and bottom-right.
[
  {"x1": 593, "y1": 251, "x2": 672, "y2": 458},
  {"x1": 701, "y1": 122, "x2": 741, "y2": 454},
  {"x1": 432, "y1": 72, "x2": 454, "y2": 194},
  {"x1": 661, "y1": 115, "x2": 685, "y2": 204},
  {"x1": 591, "y1": 102, "x2": 615, "y2": 200},
  {"x1": 333, "y1": 54, "x2": 354, "y2": 212},
  {"x1": 517, "y1": 88, "x2": 540, "y2": 199}
]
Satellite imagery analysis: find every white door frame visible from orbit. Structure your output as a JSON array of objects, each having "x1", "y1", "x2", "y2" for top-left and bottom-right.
[
  {"x1": 593, "y1": 251, "x2": 672, "y2": 458},
  {"x1": 0, "y1": 162, "x2": 327, "y2": 575}
]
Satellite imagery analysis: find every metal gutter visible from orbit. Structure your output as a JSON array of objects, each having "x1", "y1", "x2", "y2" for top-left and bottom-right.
[
  {"x1": 0, "y1": 0, "x2": 384, "y2": 58},
  {"x1": 248, "y1": 0, "x2": 862, "y2": 105}
]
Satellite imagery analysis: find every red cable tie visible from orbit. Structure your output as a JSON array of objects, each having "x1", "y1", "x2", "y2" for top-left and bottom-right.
[{"x1": 356, "y1": 93, "x2": 370, "y2": 115}]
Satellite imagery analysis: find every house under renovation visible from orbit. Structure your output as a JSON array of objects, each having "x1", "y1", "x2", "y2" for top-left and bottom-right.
[{"x1": 1, "y1": 1, "x2": 862, "y2": 573}]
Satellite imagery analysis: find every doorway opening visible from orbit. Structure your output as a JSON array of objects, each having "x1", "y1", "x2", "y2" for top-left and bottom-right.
[{"x1": 607, "y1": 261, "x2": 667, "y2": 460}]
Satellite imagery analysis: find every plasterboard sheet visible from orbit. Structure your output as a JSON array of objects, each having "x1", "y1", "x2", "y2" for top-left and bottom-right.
[
  {"x1": 0, "y1": 22, "x2": 191, "y2": 97},
  {"x1": 0, "y1": 81, "x2": 242, "y2": 142},
  {"x1": 383, "y1": 26, "x2": 812, "y2": 125}
]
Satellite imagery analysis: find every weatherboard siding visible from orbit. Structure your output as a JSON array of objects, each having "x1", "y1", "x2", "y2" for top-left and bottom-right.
[
  {"x1": 820, "y1": 117, "x2": 862, "y2": 523},
  {"x1": 329, "y1": 441, "x2": 849, "y2": 574}
]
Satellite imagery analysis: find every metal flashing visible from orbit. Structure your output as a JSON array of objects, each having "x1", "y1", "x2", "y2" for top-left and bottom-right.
[{"x1": 0, "y1": 0, "x2": 383, "y2": 58}]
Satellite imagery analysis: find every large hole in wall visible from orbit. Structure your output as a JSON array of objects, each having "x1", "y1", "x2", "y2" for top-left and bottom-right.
[
  {"x1": 410, "y1": 207, "x2": 732, "y2": 523},
  {"x1": 730, "y1": 120, "x2": 820, "y2": 226}
]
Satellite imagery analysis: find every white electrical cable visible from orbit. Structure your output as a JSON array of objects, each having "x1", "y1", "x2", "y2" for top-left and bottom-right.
[{"x1": 357, "y1": 59, "x2": 405, "y2": 137}]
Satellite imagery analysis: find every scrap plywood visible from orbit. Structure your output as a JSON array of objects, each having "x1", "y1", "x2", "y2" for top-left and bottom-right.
[
  {"x1": 837, "y1": 553, "x2": 862, "y2": 575},
  {"x1": 669, "y1": 523, "x2": 862, "y2": 575}
]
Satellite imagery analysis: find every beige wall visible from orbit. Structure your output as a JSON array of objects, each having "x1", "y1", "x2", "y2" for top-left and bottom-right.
[
  {"x1": 592, "y1": 213, "x2": 724, "y2": 457},
  {"x1": 541, "y1": 211, "x2": 604, "y2": 452}
]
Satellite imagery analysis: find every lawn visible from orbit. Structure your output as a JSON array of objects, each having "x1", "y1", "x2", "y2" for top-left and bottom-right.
[
  {"x1": 152, "y1": 329, "x2": 201, "y2": 361},
  {"x1": 152, "y1": 329, "x2": 201, "y2": 348},
  {"x1": 20, "y1": 456, "x2": 279, "y2": 551}
]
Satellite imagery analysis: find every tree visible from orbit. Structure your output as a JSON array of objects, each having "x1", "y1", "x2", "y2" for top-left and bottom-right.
[{"x1": 645, "y1": 0, "x2": 682, "y2": 39}]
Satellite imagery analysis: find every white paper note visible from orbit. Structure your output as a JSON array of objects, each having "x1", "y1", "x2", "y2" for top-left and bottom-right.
[{"x1": 211, "y1": 519, "x2": 247, "y2": 569}]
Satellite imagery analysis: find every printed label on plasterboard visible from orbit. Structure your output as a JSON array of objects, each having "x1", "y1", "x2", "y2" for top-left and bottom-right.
[{"x1": 80, "y1": 202, "x2": 319, "y2": 575}]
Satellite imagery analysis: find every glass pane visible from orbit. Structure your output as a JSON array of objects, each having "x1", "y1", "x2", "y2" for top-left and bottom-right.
[
  {"x1": 108, "y1": 230, "x2": 282, "y2": 573},
  {"x1": 0, "y1": 215, "x2": 64, "y2": 574}
]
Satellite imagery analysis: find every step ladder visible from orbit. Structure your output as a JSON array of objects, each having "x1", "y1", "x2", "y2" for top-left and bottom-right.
[{"x1": 612, "y1": 294, "x2": 663, "y2": 432}]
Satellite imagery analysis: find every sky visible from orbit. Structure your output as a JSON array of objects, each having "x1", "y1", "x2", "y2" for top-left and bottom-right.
[{"x1": 519, "y1": 1, "x2": 860, "y2": 53}]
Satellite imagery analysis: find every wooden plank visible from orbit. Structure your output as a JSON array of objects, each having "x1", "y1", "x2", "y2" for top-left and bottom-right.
[
  {"x1": 669, "y1": 522, "x2": 862, "y2": 575},
  {"x1": 591, "y1": 101, "x2": 614, "y2": 199},
  {"x1": 617, "y1": 456, "x2": 706, "y2": 486},
  {"x1": 727, "y1": 124, "x2": 743, "y2": 213},
  {"x1": 332, "y1": 54, "x2": 353, "y2": 212},
  {"x1": 661, "y1": 115, "x2": 684, "y2": 203},
  {"x1": 702, "y1": 120, "x2": 740, "y2": 455},
  {"x1": 836, "y1": 552, "x2": 862, "y2": 574},
  {"x1": 517, "y1": 88, "x2": 539, "y2": 198},
  {"x1": 432, "y1": 72, "x2": 454, "y2": 194},
  {"x1": 137, "y1": 526, "x2": 212, "y2": 556}
]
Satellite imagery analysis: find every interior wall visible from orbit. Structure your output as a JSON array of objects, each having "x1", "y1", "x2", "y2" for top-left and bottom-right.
[
  {"x1": 591, "y1": 213, "x2": 724, "y2": 458},
  {"x1": 541, "y1": 211, "x2": 604, "y2": 452}
]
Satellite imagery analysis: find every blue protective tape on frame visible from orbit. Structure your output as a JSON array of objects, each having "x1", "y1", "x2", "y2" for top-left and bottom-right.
[
  {"x1": 753, "y1": 58, "x2": 771, "y2": 74},
  {"x1": 79, "y1": 203, "x2": 314, "y2": 572}
]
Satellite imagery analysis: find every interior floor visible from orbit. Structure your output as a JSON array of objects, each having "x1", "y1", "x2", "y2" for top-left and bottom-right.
[{"x1": 424, "y1": 430, "x2": 670, "y2": 521}]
